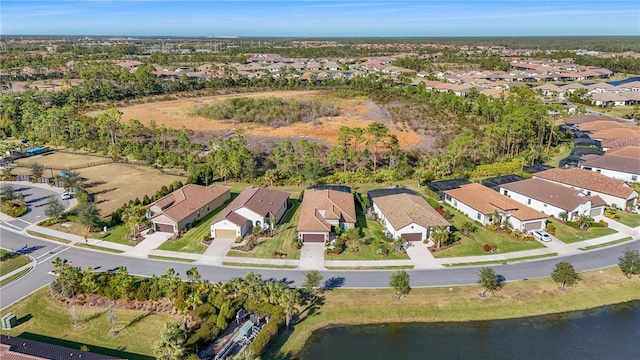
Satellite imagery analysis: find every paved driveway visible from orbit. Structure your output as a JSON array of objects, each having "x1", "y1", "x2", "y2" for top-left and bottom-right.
[
  {"x1": 299, "y1": 243, "x2": 326, "y2": 270},
  {"x1": 405, "y1": 242, "x2": 440, "y2": 269}
]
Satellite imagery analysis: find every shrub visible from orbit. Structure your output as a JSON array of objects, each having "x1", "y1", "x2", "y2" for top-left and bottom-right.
[
  {"x1": 545, "y1": 223, "x2": 556, "y2": 235},
  {"x1": 599, "y1": 219, "x2": 608, "y2": 227},
  {"x1": 485, "y1": 224, "x2": 499, "y2": 232},
  {"x1": 482, "y1": 244, "x2": 497, "y2": 253},
  {"x1": 426, "y1": 198, "x2": 440, "y2": 209},
  {"x1": 1, "y1": 202, "x2": 27, "y2": 217}
]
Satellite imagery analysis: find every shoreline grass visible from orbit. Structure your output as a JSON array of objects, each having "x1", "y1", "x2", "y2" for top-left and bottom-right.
[{"x1": 270, "y1": 267, "x2": 640, "y2": 357}]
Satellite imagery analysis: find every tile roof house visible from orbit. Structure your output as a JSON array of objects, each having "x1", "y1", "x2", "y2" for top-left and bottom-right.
[
  {"x1": 606, "y1": 146, "x2": 640, "y2": 159},
  {"x1": 296, "y1": 188, "x2": 356, "y2": 243},
  {"x1": 368, "y1": 188, "x2": 450, "y2": 242},
  {"x1": 533, "y1": 168, "x2": 638, "y2": 209},
  {"x1": 500, "y1": 178, "x2": 606, "y2": 219},
  {"x1": 210, "y1": 186, "x2": 290, "y2": 240},
  {"x1": 0, "y1": 335, "x2": 123, "y2": 359},
  {"x1": 581, "y1": 154, "x2": 640, "y2": 183},
  {"x1": 148, "y1": 184, "x2": 231, "y2": 234},
  {"x1": 443, "y1": 183, "x2": 548, "y2": 232}
]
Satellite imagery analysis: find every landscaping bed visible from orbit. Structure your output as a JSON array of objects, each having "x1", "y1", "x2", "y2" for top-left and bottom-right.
[{"x1": 0, "y1": 248, "x2": 31, "y2": 276}]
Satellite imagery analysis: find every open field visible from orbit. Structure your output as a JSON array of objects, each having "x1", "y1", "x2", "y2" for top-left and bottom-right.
[
  {"x1": 15, "y1": 152, "x2": 112, "y2": 171},
  {"x1": 16, "y1": 152, "x2": 185, "y2": 216},
  {"x1": 93, "y1": 90, "x2": 424, "y2": 148},
  {"x1": 1, "y1": 289, "x2": 177, "y2": 360},
  {"x1": 271, "y1": 267, "x2": 640, "y2": 357}
]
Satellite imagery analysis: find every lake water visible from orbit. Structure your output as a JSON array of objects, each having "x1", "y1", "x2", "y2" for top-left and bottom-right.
[{"x1": 299, "y1": 301, "x2": 640, "y2": 360}]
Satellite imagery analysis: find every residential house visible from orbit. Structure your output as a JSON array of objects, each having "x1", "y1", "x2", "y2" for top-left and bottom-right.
[
  {"x1": 368, "y1": 188, "x2": 450, "y2": 241},
  {"x1": 533, "y1": 168, "x2": 638, "y2": 209},
  {"x1": 581, "y1": 155, "x2": 640, "y2": 183},
  {"x1": 500, "y1": 178, "x2": 606, "y2": 219},
  {"x1": 210, "y1": 186, "x2": 290, "y2": 240},
  {"x1": 296, "y1": 188, "x2": 356, "y2": 243},
  {"x1": 443, "y1": 183, "x2": 548, "y2": 232},
  {"x1": 148, "y1": 184, "x2": 231, "y2": 233}
]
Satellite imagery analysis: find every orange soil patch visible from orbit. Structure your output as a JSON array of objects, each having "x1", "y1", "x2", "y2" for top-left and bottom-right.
[{"x1": 109, "y1": 91, "x2": 423, "y2": 148}]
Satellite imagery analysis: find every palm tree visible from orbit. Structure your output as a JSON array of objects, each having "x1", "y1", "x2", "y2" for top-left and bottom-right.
[
  {"x1": 430, "y1": 225, "x2": 450, "y2": 249},
  {"x1": 577, "y1": 215, "x2": 593, "y2": 230},
  {"x1": 76, "y1": 202, "x2": 100, "y2": 233},
  {"x1": 279, "y1": 288, "x2": 301, "y2": 328},
  {"x1": 559, "y1": 211, "x2": 569, "y2": 222},
  {"x1": 460, "y1": 221, "x2": 477, "y2": 236},
  {"x1": 153, "y1": 322, "x2": 186, "y2": 360},
  {"x1": 121, "y1": 204, "x2": 147, "y2": 240}
]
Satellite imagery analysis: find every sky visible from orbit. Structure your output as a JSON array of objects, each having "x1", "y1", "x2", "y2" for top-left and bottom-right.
[{"x1": 2, "y1": 0, "x2": 639, "y2": 37}]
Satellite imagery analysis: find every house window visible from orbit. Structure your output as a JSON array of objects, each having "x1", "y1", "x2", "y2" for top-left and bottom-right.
[
  {"x1": 503, "y1": 190, "x2": 508, "y2": 196},
  {"x1": 596, "y1": 169, "x2": 601, "y2": 173},
  {"x1": 527, "y1": 198, "x2": 531, "y2": 205},
  {"x1": 632, "y1": 175, "x2": 638, "y2": 182},
  {"x1": 453, "y1": 200, "x2": 457, "y2": 206},
  {"x1": 543, "y1": 204, "x2": 547, "y2": 207},
  {"x1": 612, "y1": 204, "x2": 618, "y2": 209},
  {"x1": 587, "y1": 191, "x2": 591, "y2": 196},
  {"x1": 477, "y1": 213, "x2": 482, "y2": 220}
]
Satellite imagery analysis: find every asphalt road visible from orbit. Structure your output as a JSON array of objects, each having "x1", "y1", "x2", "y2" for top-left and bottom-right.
[
  {"x1": 1, "y1": 184, "x2": 70, "y2": 231},
  {"x1": 1, "y1": 226, "x2": 638, "y2": 310}
]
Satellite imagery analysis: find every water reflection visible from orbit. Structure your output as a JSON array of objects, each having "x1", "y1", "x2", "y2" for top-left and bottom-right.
[{"x1": 299, "y1": 301, "x2": 640, "y2": 360}]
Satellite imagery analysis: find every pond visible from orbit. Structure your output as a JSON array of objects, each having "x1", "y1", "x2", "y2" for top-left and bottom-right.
[{"x1": 299, "y1": 301, "x2": 640, "y2": 360}]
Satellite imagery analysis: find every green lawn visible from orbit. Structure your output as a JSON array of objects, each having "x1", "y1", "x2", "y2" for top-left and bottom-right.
[
  {"x1": 46, "y1": 222, "x2": 136, "y2": 246},
  {"x1": 227, "y1": 200, "x2": 302, "y2": 260},
  {"x1": 326, "y1": 202, "x2": 410, "y2": 261},
  {"x1": 545, "y1": 143, "x2": 572, "y2": 168},
  {"x1": 1, "y1": 289, "x2": 177, "y2": 359},
  {"x1": 0, "y1": 248, "x2": 31, "y2": 276},
  {"x1": 157, "y1": 199, "x2": 234, "y2": 254},
  {"x1": 615, "y1": 211, "x2": 640, "y2": 228},
  {"x1": 95, "y1": 225, "x2": 137, "y2": 246},
  {"x1": 432, "y1": 204, "x2": 545, "y2": 258},
  {"x1": 550, "y1": 220, "x2": 618, "y2": 244}
]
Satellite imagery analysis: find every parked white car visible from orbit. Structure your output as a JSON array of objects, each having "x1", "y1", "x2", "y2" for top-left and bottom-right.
[
  {"x1": 60, "y1": 192, "x2": 71, "y2": 200},
  {"x1": 531, "y1": 230, "x2": 552, "y2": 242}
]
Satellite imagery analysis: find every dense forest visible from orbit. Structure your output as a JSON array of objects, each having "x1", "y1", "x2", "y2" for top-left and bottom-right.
[{"x1": 0, "y1": 65, "x2": 566, "y2": 201}]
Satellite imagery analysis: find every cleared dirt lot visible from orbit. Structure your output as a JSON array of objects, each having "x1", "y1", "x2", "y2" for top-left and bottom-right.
[
  {"x1": 15, "y1": 153, "x2": 184, "y2": 216},
  {"x1": 96, "y1": 90, "x2": 424, "y2": 148}
]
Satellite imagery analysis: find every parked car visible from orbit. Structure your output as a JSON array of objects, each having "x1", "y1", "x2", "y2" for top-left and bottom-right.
[
  {"x1": 60, "y1": 192, "x2": 71, "y2": 200},
  {"x1": 531, "y1": 230, "x2": 552, "y2": 242}
]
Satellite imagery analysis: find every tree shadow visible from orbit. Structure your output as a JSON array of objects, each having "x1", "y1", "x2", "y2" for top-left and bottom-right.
[
  {"x1": 83, "y1": 309, "x2": 108, "y2": 323},
  {"x1": 16, "y1": 314, "x2": 32, "y2": 326},
  {"x1": 120, "y1": 312, "x2": 152, "y2": 331},
  {"x1": 322, "y1": 276, "x2": 344, "y2": 290},
  {"x1": 83, "y1": 180, "x2": 107, "y2": 189}
]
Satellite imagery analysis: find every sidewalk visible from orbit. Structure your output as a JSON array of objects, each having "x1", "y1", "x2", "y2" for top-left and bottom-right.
[
  {"x1": 11, "y1": 216, "x2": 639, "y2": 270},
  {"x1": 0, "y1": 261, "x2": 34, "y2": 283}
]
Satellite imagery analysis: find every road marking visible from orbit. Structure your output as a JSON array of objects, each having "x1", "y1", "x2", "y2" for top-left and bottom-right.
[
  {"x1": 37, "y1": 247, "x2": 70, "y2": 265},
  {"x1": 35, "y1": 245, "x2": 64, "y2": 259},
  {"x1": 16, "y1": 218, "x2": 31, "y2": 225},
  {"x1": 0, "y1": 222, "x2": 23, "y2": 230}
]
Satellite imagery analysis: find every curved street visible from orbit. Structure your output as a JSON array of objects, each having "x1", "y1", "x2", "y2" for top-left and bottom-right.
[{"x1": 1, "y1": 184, "x2": 639, "y2": 310}]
